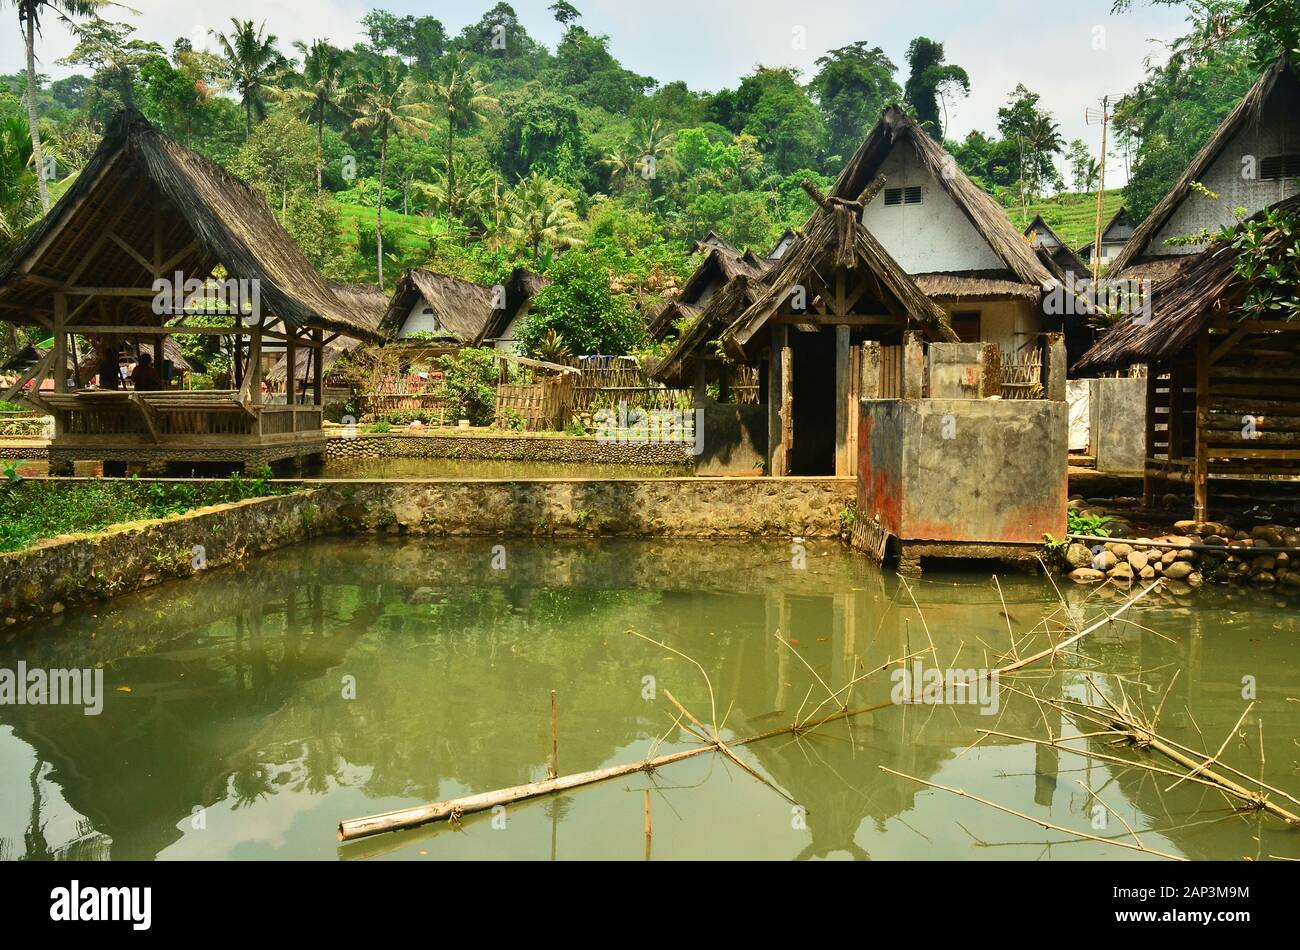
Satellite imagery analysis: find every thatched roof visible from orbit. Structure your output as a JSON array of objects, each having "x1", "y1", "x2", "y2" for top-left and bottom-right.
[
  {"x1": 1024, "y1": 216, "x2": 1088, "y2": 280},
  {"x1": 0, "y1": 110, "x2": 383, "y2": 343},
  {"x1": 379, "y1": 266, "x2": 543, "y2": 345},
  {"x1": 655, "y1": 191, "x2": 957, "y2": 386},
  {"x1": 647, "y1": 246, "x2": 771, "y2": 339},
  {"x1": 1074, "y1": 193, "x2": 1300, "y2": 373},
  {"x1": 691, "y1": 230, "x2": 738, "y2": 254},
  {"x1": 831, "y1": 106, "x2": 1054, "y2": 288},
  {"x1": 325, "y1": 282, "x2": 388, "y2": 331},
  {"x1": 1111, "y1": 52, "x2": 1298, "y2": 274},
  {"x1": 914, "y1": 271, "x2": 1042, "y2": 301}
]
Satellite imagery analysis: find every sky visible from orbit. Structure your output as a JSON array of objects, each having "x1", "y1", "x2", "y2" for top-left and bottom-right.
[{"x1": 1, "y1": 0, "x2": 1195, "y2": 184}]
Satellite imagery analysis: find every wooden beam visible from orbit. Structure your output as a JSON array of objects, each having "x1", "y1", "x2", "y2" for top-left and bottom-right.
[
  {"x1": 1, "y1": 349, "x2": 56, "y2": 405},
  {"x1": 835, "y1": 325, "x2": 850, "y2": 476},
  {"x1": 768, "y1": 325, "x2": 787, "y2": 477},
  {"x1": 157, "y1": 241, "x2": 199, "y2": 275},
  {"x1": 129, "y1": 393, "x2": 161, "y2": 443},
  {"x1": 312, "y1": 327, "x2": 324, "y2": 406},
  {"x1": 780, "y1": 332, "x2": 794, "y2": 475},
  {"x1": 286, "y1": 328, "x2": 298, "y2": 405},
  {"x1": 52, "y1": 293, "x2": 67, "y2": 394},
  {"x1": 108, "y1": 232, "x2": 157, "y2": 276},
  {"x1": 1194, "y1": 337, "x2": 1209, "y2": 523}
]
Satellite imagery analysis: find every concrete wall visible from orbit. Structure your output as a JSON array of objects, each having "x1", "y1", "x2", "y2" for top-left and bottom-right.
[
  {"x1": 1089, "y1": 376, "x2": 1147, "y2": 473},
  {"x1": 858, "y1": 398, "x2": 1067, "y2": 544},
  {"x1": 694, "y1": 403, "x2": 768, "y2": 475},
  {"x1": 927, "y1": 343, "x2": 999, "y2": 399},
  {"x1": 1150, "y1": 80, "x2": 1299, "y2": 256},
  {"x1": 963, "y1": 298, "x2": 1042, "y2": 359},
  {"x1": 860, "y1": 147, "x2": 1005, "y2": 273}
]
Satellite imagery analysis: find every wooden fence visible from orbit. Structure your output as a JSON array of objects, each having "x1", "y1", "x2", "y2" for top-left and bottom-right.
[
  {"x1": 1000, "y1": 348, "x2": 1044, "y2": 400},
  {"x1": 494, "y1": 375, "x2": 573, "y2": 430}
]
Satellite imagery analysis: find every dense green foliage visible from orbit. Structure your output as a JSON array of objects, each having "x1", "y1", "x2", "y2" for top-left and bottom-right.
[
  {"x1": 1, "y1": 0, "x2": 1292, "y2": 368},
  {"x1": 0, "y1": 470, "x2": 289, "y2": 552}
]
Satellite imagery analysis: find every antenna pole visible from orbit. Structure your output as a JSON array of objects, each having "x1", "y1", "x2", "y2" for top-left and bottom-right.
[{"x1": 1092, "y1": 96, "x2": 1110, "y2": 283}]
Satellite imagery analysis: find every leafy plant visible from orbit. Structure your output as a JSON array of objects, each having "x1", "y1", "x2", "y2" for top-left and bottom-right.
[{"x1": 1067, "y1": 508, "x2": 1112, "y2": 537}]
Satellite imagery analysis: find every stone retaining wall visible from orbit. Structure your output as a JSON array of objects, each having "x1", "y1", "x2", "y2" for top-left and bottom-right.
[
  {"x1": 325, "y1": 431, "x2": 695, "y2": 466},
  {"x1": 0, "y1": 490, "x2": 332, "y2": 626},
  {"x1": 0, "y1": 477, "x2": 855, "y2": 627}
]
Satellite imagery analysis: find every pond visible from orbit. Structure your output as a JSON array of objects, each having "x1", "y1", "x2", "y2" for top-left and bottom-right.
[{"x1": 0, "y1": 538, "x2": 1297, "y2": 861}]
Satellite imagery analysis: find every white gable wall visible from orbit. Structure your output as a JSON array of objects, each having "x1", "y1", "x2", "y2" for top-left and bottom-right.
[
  {"x1": 397, "y1": 294, "x2": 445, "y2": 339},
  {"x1": 1148, "y1": 83, "x2": 1299, "y2": 256},
  {"x1": 861, "y1": 146, "x2": 1005, "y2": 273}
]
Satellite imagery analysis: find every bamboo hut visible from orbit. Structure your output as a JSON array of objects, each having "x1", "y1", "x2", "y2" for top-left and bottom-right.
[
  {"x1": 1110, "y1": 51, "x2": 1299, "y2": 282},
  {"x1": 656, "y1": 178, "x2": 957, "y2": 477},
  {"x1": 379, "y1": 266, "x2": 543, "y2": 357},
  {"x1": 647, "y1": 243, "x2": 772, "y2": 340},
  {"x1": 0, "y1": 110, "x2": 383, "y2": 475},
  {"x1": 1074, "y1": 194, "x2": 1300, "y2": 521},
  {"x1": 265, "y1": 282, "x2": 387, "y2": 398}
]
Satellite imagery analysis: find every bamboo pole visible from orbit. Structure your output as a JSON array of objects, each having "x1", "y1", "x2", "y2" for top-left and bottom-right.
[
  {"x1": 549, "y1": 690, "x2": 558, "y2": 781},
  {"x1": 337, "y1": 583, "x2": 1160, "y2": 842}
]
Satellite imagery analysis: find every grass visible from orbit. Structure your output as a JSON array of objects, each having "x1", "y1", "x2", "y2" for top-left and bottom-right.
[
  {"x1": 336, "y1": 202, "x2": 442, "y2": 288},
  {"x1": 1006, "y1": 189, "x2": 1126, "y2": 249},
  {"x1": 0, "y1": 468, "x2": 292, "y2": 553}
]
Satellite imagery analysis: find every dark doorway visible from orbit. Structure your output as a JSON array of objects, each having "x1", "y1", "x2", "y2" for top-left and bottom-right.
[{"x1": 789, "y1": 328, "x2": 836, "y2": 475}]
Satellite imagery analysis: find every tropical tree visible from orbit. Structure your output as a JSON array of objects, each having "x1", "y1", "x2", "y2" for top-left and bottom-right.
[
  {"x1": 504, "y1": 172, "x2": 583, "y2": 261},
  {"x1": 58, "y1": 15, "x2": 163, "y2": 114},
  {"x1": 810, "y1": 42, "x2": 901, "y2": 162},
  {"x1": 8, "y1": 0, "x2": 115, "y2": 212},
  {"x1": 903, "y1": 36, "x2": 969, "y2": 137},
  {"x1": 0, "y1": 112, "x2": 39, "y2": 253},
  {"x1": 288, "y1": 39, "x2": 346, "y2": 189},
  {"x1": 348, "y1": 56, "x2": 433, "y2": 286},
  {"x1": 428, "y1": 50, "x2": 499, "y2": 226},
  {"x1": 211, "y1": 18, "x2": 286, "y2": 140}
]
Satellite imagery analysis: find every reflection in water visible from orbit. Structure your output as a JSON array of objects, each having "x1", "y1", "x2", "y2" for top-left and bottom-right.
[{"x1": 0, "y1": 538, "x2": 1296, "y2": 861}]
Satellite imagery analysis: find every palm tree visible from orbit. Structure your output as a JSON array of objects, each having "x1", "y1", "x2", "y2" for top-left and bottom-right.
[
  {"x1": 211, "y1": 18, "x2": 284, "y2": 141},
  {"x1": 428, "y1": 51, "x2": 498, "y2": 227},
  {"x1": 505, "y1": 173, "x2": 583, "y2": 262},
  {"x1": 288, "y1": 39, "x2": 345, "y2": 189},
  {"x1": 8, "y1": 0, "x2": 114, "y2": 212},
  {"x1": 348, "y1": 57, "x2": 433, "y2": 287}
]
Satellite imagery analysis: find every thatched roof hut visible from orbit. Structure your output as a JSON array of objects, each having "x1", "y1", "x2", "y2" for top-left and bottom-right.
[
  {"x1": 1024, "y1": 215, "x2": 1088, "y2": 280},
  {"x1": 379, "y1": 266, "x2": 543, "y2": 348},
  {"x1": 1075, "y1": 193, "x2": 1300, "y2": 521},
  {"x1": 647, "y1": 244, "x2": 771, "y2": 340},
  {"x1": 832, "y1": 106, "x2": 1055, "y2": 291},
  {"x1": 0, "y1": 110, "x2": 382, "y2": 343},
  {"x1": 1111, "y1": 51, "x2": 1299, "y2": 277}
]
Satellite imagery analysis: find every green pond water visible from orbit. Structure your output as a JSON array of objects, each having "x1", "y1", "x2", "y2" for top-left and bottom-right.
[{"x1": 1, "y1": 538, "x2": 1297, "y2": 861}]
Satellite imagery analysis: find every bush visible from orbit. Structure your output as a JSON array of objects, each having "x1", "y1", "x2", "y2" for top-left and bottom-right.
[
  {"x1": 437, "y1": 347, "x2": 499, "y2": 426},
  {"x1": 516, "y1": 251, "x2": 646, "y2": 357}
]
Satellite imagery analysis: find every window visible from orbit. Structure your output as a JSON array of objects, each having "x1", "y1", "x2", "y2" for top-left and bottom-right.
[
  {"x1": 883, "y1": 186, "x2": 923, "y2": 206},
  {"x1": 1260, "y1": 154, "x2": 1300, "y2": 181},
  {"x1": 950, "y1": 311, "x2": 980, "y2": 343}
]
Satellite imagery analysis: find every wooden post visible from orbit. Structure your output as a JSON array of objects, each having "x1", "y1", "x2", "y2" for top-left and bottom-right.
[
  {"x1": 768, "y1": 325, "x2": 787, "y2": 476},
  {"x1": 52, "y1": 292, "x2": 67, "y2": 393},
  {"x1": 1193, "y1": 336, "x2": 1209, "y2": 523},
  {"x1": 241, "y1": 323, "x2": 263, "y2": 406},
  {"x1": 834, "y1": 324, "x2": 850, "y2": 476},
  {"x1": 1044, "y1": 332, "x2": 1067, "y2": 402},
  {"x1": 312, "y1": 328, "x2": 324, "y2": 406},
  {"x1": 717, "y1": 363, "x2": 731, "y2": 404},
  {"x1": 285, "y1": 329, "x2": 298, "y2": 407},
  {"x1": 780, "y1": 332, "x2": 794, "y2": 474},
  {"x1": 549, "y1": 690, "x2": 558, "y2": 780},
  {"x1": 692, "y1": 359, "x2": 708, "y2": 405}
]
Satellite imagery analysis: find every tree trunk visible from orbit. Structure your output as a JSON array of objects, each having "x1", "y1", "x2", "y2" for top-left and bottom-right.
[
  {"x1": 316, "y1": 104, "x2": 324, "y2": 190},
  {"x1": 25, "y1": 16, "x2": 49, "y2": 213},
  {"x1": 377, "y1": 133, "x2": 387, "y2": 288},
  {"x1": 446, "y1": 106, "x2": 455, "y2": 226}
]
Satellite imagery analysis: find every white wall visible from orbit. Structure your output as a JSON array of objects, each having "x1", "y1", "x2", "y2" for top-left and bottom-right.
[
  {"x1": 861, "y1": 147, "x2": 1005, "y2": 273},
  {"x1": 397, "y1": 295, "x2": 442, "y2": 339},
  {"x1": 942, "y1": 299, "x2": 1040, "y2": 358},
  {"x1": 1148, "y1": 82, "x2": 1299, "y2": 256}
]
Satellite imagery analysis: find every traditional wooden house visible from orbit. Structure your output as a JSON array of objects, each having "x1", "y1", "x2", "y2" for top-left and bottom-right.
[
  {"x1": 656, "y1": 179, "x2": 958, "y2": 476},
  {"x1": 379, "y1": 266, "x2": 543, "y2": 356},
  {"x1": 1024, "y1": 215, "x2": 1087, "y2": 278},
  {"x1": 1079, "y1": 208, "x2": 1135, "y2": 271},
  {"x1": 1075, "y1": 193, "x2": 1300, "y2": 522},
  {"x1": 1111, "y1": 51, "x2": 1299, "y2": 282},
  {"x1": 647, "y1": 242, "x2": 771, "y2": 340},
  {"x1": 0, "y1": 110, "x2": 383, "y2": 475},
  {"x1": 836, "y1": 107, "x2": 1058, "y2": 360}
]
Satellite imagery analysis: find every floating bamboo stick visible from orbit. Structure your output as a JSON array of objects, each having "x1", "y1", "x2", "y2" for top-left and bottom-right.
[
  {"x1": 549, "y1": 690, "x2": 558, "y2": 781},
  {"x1": 337, "y1": 581, "x2": 1161, "y2": 842}
]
